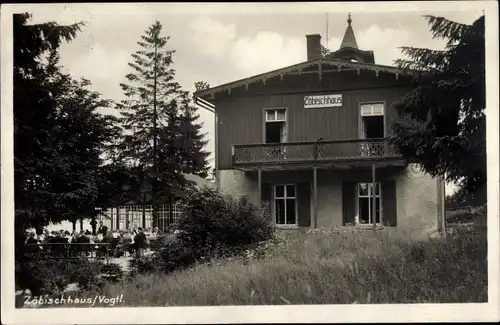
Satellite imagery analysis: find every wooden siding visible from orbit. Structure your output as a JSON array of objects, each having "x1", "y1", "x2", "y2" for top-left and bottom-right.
[{"x1": 215, "y1": 70, "x2": 412, "y2": 169}]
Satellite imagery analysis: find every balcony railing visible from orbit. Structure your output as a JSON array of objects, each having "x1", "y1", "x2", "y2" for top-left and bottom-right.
[{"x1": 232, "y1": 138, "x2": 401, "y2": 165}]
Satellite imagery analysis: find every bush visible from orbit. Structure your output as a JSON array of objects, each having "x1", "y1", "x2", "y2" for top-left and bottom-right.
[
  {"x1": 132, "y1": 187, "x2": 274, "y2": 274},
  {"x1": 17, "y1": 250, "x2": 103, "y2": 296},
  {"x1": 178, "y1": 188, "x2": 274, "y2": 255},
  {"x1": 99, "y1": 263, "x2": 125, "y2": 283},
  {"x1": 446, "y1": 204, "x2": 487, "y2": 224}
]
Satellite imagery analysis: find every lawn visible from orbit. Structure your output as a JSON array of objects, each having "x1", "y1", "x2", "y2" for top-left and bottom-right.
[{"x1": 84, "y1": 220, "x2": 487, "y2": 306}]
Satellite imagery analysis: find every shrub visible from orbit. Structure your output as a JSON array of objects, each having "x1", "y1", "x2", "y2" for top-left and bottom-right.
[
  {"x1": 177, "y1": 188, "x2": 274, "y2": 255},
  {"x1": 17, "y1": 250, "x2": 103, "y2": 296},
  {"x1": 99, "y1": 263, "x2": 125, "y2": 283},
  {"x1": 132, "y1": 187, "x2": 274, "y2": 274},
  {"x1": 446, "y1": 203, "x2": 487, "y2": 224}
]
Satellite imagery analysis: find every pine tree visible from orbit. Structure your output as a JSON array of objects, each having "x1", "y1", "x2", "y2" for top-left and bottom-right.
[
  {"x1": 391, "y1": 15, "x2": 486, "y2": 202},
  {"x1": 118, "y1": 21, "x2": 185, "y2": 228},
  {"x1": 177, "y1": 90, "x2": 210, "y2": 178}
]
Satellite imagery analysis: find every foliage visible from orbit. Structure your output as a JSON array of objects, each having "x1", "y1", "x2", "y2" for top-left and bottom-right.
[
  {"x1": 117, "y1": 21, "x2": 210, "y2": 213},
  {"x1": 17, "y1": 250, "x2": 103, "y2": 296},
  {"x1": 320, "y1": 45, "x2": 331, "y2": 57},
  {"x1": 446, "y1": 184, "x2": 487, "y2": 209},
  {"x1": 92, "y1": 222, "x2": 487, "y2": 306},
  {"x1": 14, "y1": 13, "x2": 118, "y2": 231},
  {"x1": 131, "y1": 188, "x2": 274, "y2": 274},
  {"x1": 391, "y1": 15, "x2": 486, "y2": 200},
  {"x1": 178, "y1": 188, "x2": 274, "y2": 252},
  {"x1": 446, "y1": 204, "x2": 487, "y2": 224},
  {"x1": 176, "y1": 90, "x2": 210, "y2": 178},
  {"x1": 99, "y1": 263, "x2": 125, "y2": 283},
  {"x1": 194, "y1": 81, "x2": 210, "y2": 91}
]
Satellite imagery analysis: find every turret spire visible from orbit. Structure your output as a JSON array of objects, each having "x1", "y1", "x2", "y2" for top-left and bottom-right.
[{"x1": 340, "y1": 13, "x2": 358, "y2": 49}]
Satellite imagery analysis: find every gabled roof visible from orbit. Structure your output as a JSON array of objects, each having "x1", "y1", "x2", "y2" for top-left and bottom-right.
[{"x1": 194, "y1": 57, "x2": 417, "y2": 100}]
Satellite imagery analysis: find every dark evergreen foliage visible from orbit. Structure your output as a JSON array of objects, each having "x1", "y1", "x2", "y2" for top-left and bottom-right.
[
  {"x1": 117, "y1": 21, "x2": 210, "y2": 213},
  {"x1": 391, "y1": 15, "x2": 486, "y2": 201},
  {"x1": 14, "y1": 14, "x2": 117, "y2": 230}
]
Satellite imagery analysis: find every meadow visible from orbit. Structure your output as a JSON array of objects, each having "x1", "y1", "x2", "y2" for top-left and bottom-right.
[{"x1": 88, "y1": 219, "x2": 487, "y2": 306}]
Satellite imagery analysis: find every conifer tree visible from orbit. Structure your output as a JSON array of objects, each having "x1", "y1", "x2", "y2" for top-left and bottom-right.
[
  {"x1": 178, "y1": 90, "x2": 210, "y2": 178},
  {"x1": 118, "y1": 21, "x2": 187, "y2": 228},
  {"x1": 391, "y1": 15, "x2": 486, "y2": 202}
]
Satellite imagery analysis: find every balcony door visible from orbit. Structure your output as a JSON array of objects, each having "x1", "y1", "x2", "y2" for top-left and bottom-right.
[
  {"x1": 264, "y1": 108, "x2": 287, "y2": 143},
  {"x1": 360, "y1": 102, "x2": 385, "y2": 139},
  {"x1": 264, "y1": 108, "x2": 288, "y2": 161},
  {"x1": 359, "y1": 102, "x2": 385, "y2": 157}
]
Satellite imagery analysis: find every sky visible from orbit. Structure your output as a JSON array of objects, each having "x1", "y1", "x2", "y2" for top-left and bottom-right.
[{"x1": 20, "y1": 3, "x2": 485, "y2": 195}]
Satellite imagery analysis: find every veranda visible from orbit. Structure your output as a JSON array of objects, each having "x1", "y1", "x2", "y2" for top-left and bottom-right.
[{"x1": 99, "y1": 204, "x2": 186, "y2": 232}]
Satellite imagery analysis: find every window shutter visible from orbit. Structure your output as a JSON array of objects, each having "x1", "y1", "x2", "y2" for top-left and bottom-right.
[
  {"x1": 261, "y1": 183, "x2": 272, "y2": 203},
  {"x1": 297, "y1": 183, "x2": 311, "y2": 227},
  {"x1": 382, "y1": 181, "x2": 397, "y2": 226},
  {"x1": 342, "y1": 182, "x2": 356, "y2": 225},
  {"x1": 260, "y1": 183, "x2": 273, "y2": 221}
]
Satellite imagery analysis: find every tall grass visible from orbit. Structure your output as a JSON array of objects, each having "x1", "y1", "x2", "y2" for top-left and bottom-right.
[{"x1": 84, "y1": 223, "x2": 487, "y2": 306}]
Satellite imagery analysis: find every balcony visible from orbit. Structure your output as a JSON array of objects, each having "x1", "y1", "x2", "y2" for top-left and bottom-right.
[{"x1": 232, "y1": 138, "x2": 403, "y2": 166}]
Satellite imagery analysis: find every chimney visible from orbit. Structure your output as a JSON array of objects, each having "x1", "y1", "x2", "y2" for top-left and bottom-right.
[{"x1": 306, "y1": 34, "x2": 322, "y2": 61}]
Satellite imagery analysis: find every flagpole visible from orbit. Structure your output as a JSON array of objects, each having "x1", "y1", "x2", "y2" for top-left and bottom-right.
[{"x1": 326, "y1": 13, "x2": 329, "y2": 48}]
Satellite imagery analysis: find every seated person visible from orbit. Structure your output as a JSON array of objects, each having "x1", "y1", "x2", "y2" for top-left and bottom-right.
[{"x1": 133, "y1": 228, "x2": 147, "y2": 257}]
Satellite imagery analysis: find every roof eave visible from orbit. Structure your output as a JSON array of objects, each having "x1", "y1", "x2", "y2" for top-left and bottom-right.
[{"x1": 194, "y1": 58, "x2": 420, "y2": 99}]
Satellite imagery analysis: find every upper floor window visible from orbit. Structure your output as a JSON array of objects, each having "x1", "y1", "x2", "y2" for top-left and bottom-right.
[
  {"x1": 360, "y1": 102, "x2": 385, "y2": 139},
  {"x1": 360, "y1": 102, "x2": 384, "y2": 116},
  {"x1": 266, "y1": 109, "x2": 286, "y2": 122},
  {"x1": 265, "y1": 108, "x2": 287, "y2": 143}
]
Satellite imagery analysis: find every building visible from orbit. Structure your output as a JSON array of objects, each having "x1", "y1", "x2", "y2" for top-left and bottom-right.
[
  {"x1": 194, "y1": 15, "x2": 446, "y2": 233},
  {"x1": 99, "y1": 173, "x2": 211, "y2": 231}
]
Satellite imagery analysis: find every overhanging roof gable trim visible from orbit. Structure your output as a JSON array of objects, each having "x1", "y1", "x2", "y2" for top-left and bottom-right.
[{"x1": 194, "y1": 58, "x2": 416, "y2": 99}]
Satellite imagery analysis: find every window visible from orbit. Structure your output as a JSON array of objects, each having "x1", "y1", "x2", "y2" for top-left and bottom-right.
[
  {"x1": 360, "y1": 102, "x2": 385, "y2": 139},
  {"x1": 357, "y1": 183, "x2": 382, "y2": 225},
  {"x1": 265, "y1": 109, "x2": 287, "y2": 143},
  {"x1": 274, "y1": 184, "x2": 297, "y2": 226},
  {"x1": 266, "y1": 109, "x2": 286, "y2": 122},
  {"x1": 360, "y1": 103, "x2": 384, "y2": 116}
]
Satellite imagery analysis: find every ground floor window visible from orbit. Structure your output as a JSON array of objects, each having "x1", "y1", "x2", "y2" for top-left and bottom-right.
[
  {"x1": 357, "y1": 182, "x2": 382, "y2": 225},
  {"x1": 274, "y1": 184, "x2": 297, "y2": 226}
]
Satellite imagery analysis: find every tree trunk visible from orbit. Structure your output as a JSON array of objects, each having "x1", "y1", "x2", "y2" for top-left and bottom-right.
[
  {"x1": 168, "y1": 195, "x2": 174, "y2": 226},
  {"x1": 152, "y1": 41, "x2": 159, "y2": 231}
]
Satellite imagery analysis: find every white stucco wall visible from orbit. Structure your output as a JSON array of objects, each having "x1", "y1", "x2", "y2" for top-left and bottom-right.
[
  {"x1": 395, "y1": 165, "x2": 440, "y2": 234},
  {"x1": 218, "y1": 167, "x2": 441, "y2": 233},
  {"x1": 218, "y1": 169, "x2": 259, "y2": 205}
]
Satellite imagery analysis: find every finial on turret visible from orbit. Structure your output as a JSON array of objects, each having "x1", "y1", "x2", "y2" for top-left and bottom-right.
[{"x1": 347, "y1": 13, "x2": 352, "y2": 25}]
